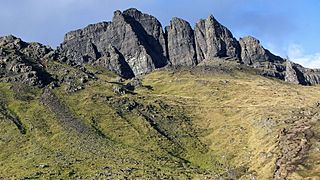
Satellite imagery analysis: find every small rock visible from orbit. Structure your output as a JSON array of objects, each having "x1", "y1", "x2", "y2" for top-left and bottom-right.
[{"x1": 38, "y1": 163, "x2": 49, "y2": 168}]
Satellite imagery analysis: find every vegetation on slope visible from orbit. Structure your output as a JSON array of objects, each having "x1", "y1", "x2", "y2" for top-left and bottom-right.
[{"x1": 0, "y1": 61, "x2": 320, "y2": 179}]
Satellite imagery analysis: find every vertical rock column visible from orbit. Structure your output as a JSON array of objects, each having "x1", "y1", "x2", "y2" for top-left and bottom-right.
[
  {"x1": 165, "y1": 17, "x2": 197, "y2": 66},
  {"x1": 194, "y1": 15, "x2": 240, "y2": 63}
]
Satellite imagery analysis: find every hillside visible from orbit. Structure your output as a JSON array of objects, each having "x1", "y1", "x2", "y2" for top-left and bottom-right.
[
  {"x1": 0, "y1": 60, "x2": 319, "y2": 179},
  {"x1": 1, "y1": 7, "x2": 320, "y2": 179}
]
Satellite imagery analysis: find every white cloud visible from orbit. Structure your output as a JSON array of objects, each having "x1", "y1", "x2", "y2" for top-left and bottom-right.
[
  {"x1": 264, "y1": 42, "x2": 284, "y2": 56},
  {"x1": 287, "y1": 43, "x2": 320, "y2": 69}
]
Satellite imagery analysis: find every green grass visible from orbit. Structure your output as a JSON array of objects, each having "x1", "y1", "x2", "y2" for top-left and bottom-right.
[{"x1": 1, "y1": 63, "x2": 320, "y2": 179}]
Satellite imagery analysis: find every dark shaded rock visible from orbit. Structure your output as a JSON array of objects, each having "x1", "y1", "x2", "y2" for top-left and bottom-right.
[
  {"x1": 3, "y1": 8, "x2": 320, "y2": 87},
  {"x1": 126, "y1": 78, "x2": 142, "y2": 90},
  {"x1": 239, "y1": 36, "x2": 290, "y2": 81},
  {"x1": 122, "y1": 8, "x2": 168, "y2": 68},
  {"x1": 61, "y1": 22, "x2": 110, "y2": 63},
  {"x1": 285, "y1": 60, "x2": 300, "y2": 84},
  {"x1": 194, "y1": 15, "x2": 240, "y2": 63},
  {"x1": 239, "y1": 36, "x2": 284, "y2": 65},
  {"x1": 93, "y1": 45, "x2": 134, "y2": 78},
  {"x1": 285, "y1": 62, "x2": 320, "y2": 85},
  {"x1": 0, "y1": 35, "x2": 54, "y2": 86},
  {"x1": 112, "y1": 85, "x2": 127, "y2": 95},
  {"x1": 0, "y1": 35, "x2": 28, "y2": 50},
  {"x1": 59, "y1": 8, "x2": 169, "y2": 77},
  {"x1": 165, "y1": 17, "x2": 197, "y2": 66}
]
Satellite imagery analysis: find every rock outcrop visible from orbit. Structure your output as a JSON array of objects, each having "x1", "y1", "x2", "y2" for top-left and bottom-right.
[
  {"x1": 0, "y1": 35, "x2": 54, "y2": 86},
  {"x1": 2, "y1": 8, "x2": 320, "y2": 86},
  {"x1": 239, "y1": 36, "x2": 284, "y2": 65},
  {"x1": 122, "y1": 8, "x2": 168, "y2": 68},
  {"x1": 59, "y1": 8, "x2": 168, "y2": 78},
  {"x1": 285, "y1": 61, "x2": 320, "y2": 85},
  {"x1": 285, "y1": 60, "x2": 300, "y2": 84},
  {"x1": 165, "y1": 17, "x2": 197, "y2": 66},
  {"x1": 92, "y1": 45, "x2": 134, "y2": 78},
  {"x1": 194, "y1": 15, "x2": 240, "y2": 63},
  {"x1": 239, "y1": 36, "x2": 289, "y2": 80}
]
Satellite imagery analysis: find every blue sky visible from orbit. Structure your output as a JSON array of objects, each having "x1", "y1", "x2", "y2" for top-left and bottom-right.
[{"x1": 1, "y1": 0, "x2": 320, "y2": 68}]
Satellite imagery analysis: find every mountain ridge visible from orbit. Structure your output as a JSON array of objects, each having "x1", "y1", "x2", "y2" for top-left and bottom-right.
[
  {"x1": 57, "y1": 8, "x2": 320, "y2": 85},
  {"x1": 1, "y1": 8, "x2": 320, "y2": 86}
]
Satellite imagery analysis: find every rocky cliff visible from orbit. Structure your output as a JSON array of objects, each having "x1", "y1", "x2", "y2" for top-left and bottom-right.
[
  {"x1": 0, "y1": 35, "x2": 54, "y2": 86},
  {"x1": 2, "y1": 8, "x2": 320, "y2": 85},
  {"x1": 58, "y1": 8, "x2": 168, "y2": 78},
  {"x1": 56, "y1": 8, "x2": 320, "y2": 85}
]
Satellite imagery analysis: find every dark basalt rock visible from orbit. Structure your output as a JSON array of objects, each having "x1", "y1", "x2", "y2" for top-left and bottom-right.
[
  {"x1": 165, "y1": 17, "x2": 197, "y2": 66},
  {"x1": 239, "y1": 36, "x2": 284, "y2": 65},
  {"x1": 0, "y1": 35, "x2": 54, "y2": 86},
  {"x1": 122, "y1": 8, "x2": 168, "y2": 68},
  {"x1": 194, "y1": 15, "x2": 240, "y2": 63},
  {"x1": 2, "y1": 8, "x2": 320, "y2": 86},
  {"x1": 92, "y1": 45, "x2": 134, "y2": 78},
  {"x1": 285, "y1": 61, "x2": 320, "y2": 85},
  {"x1": 59, "y1": 8, "x2": 168, "y2": 78}
]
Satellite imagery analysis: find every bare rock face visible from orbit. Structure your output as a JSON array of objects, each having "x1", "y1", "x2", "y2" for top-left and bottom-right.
[
  {"x1": 239, "y1": 36, "x2": 269, "y2": 65},
  {"x1": 239, "y1": 36, "x2": 291, "y2": 81},
  {"x1": 0, "y1": 35, "x2": 53, "y2": 86},
  {"x1": 92, "y1": 45, "x2": 134, "y2": 78},
  {"x1": 108, "y1": 10, "x2": 157, "y2": 76},
  {"x1": 165, "y1": 17, "x2": 197, "y2": 66},
  {"x1": 239, "y1": 36, "x2": 284, "y2": 65},
  {"x1": 194, "y1": 15, "x2": 240, "y2": 63},
  {"x1": 122, "y1": 8, "x2": 168, "y2": 68},
  {"x1": 59, "y1": 8, "x2": 168, "y2": 78},
  {"x1": 3, "y1": 8, "x2": 320, "y2": 87},
  {"x1": 61, "y1": 22, "x2": 109, "y2": 64},
  {"x1": 285, "y1": 62, "x2": 320, "y2": 85},
  {"x1": 285, "y1": 60, "x2": 300, "y2": 84},
  {"x1": 302, "y1": 69, "x2": 320, "y2": 85}
]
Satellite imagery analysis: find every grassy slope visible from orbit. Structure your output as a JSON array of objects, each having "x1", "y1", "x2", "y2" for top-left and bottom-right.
[
  {"x1": 140, "y1": 66, "x2": 320, "y2": 179},
  {"x1": 0, "y1": 62, "x2": 320, "y2": 179}
]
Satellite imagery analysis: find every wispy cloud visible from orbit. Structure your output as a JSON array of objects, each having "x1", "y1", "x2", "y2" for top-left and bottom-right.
[{"x1": 287, "y1": 43, "x2": 320, "y2": 68}]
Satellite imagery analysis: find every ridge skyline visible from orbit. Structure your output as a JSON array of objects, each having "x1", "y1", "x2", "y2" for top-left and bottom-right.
[{"x1": 1, "y1": 1, "x2": 320, "y2": 68}]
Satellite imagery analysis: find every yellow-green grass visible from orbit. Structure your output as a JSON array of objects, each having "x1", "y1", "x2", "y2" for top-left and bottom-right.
[
  {"x1": 1, "y1": 63, "x2": 320, "y2": 179},
  {"x1": 139, "y1": 68, "x2": 320, "y2": 179}
]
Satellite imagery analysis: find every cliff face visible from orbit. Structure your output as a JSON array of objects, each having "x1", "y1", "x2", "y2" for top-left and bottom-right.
[
  {"x1": 56, "y1": 8, "x2": 320, "y2": 85},
  {"x1": 165, "y1": 17, "x2": 197, "y2": 66},
  {"x1": 194, "y1": 15, "x2": 240, "y2": 63},
  {"x1": 2, "y1": 8, "x2": 320, "y2": 180},
  {"x1": 59, "y1": 8, "x2": 168, "y2": 78},
  {"x1": 1, "y1": 8, "x2": 320, "y2": 85}
]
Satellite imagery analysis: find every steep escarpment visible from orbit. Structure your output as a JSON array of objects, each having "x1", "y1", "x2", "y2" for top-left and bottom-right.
[
  {"x1": 56, "y1": 8, "x2": 320, "y2": 85},
  {"x1": 1, "y1": 8, "x2": 320, "y2": 87},
  {"x1": 2, "y1": 7, "x2": 320, "y2": 179},
  {"x1": 59, "y1": 8, "x2": 168, "y2": 78},
  {"x1": 194, "y1": 15, "x2": 240, "y2": 62},
  {"x1": 165, "y1": 17, "x2": 197, "y2": 66}
]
